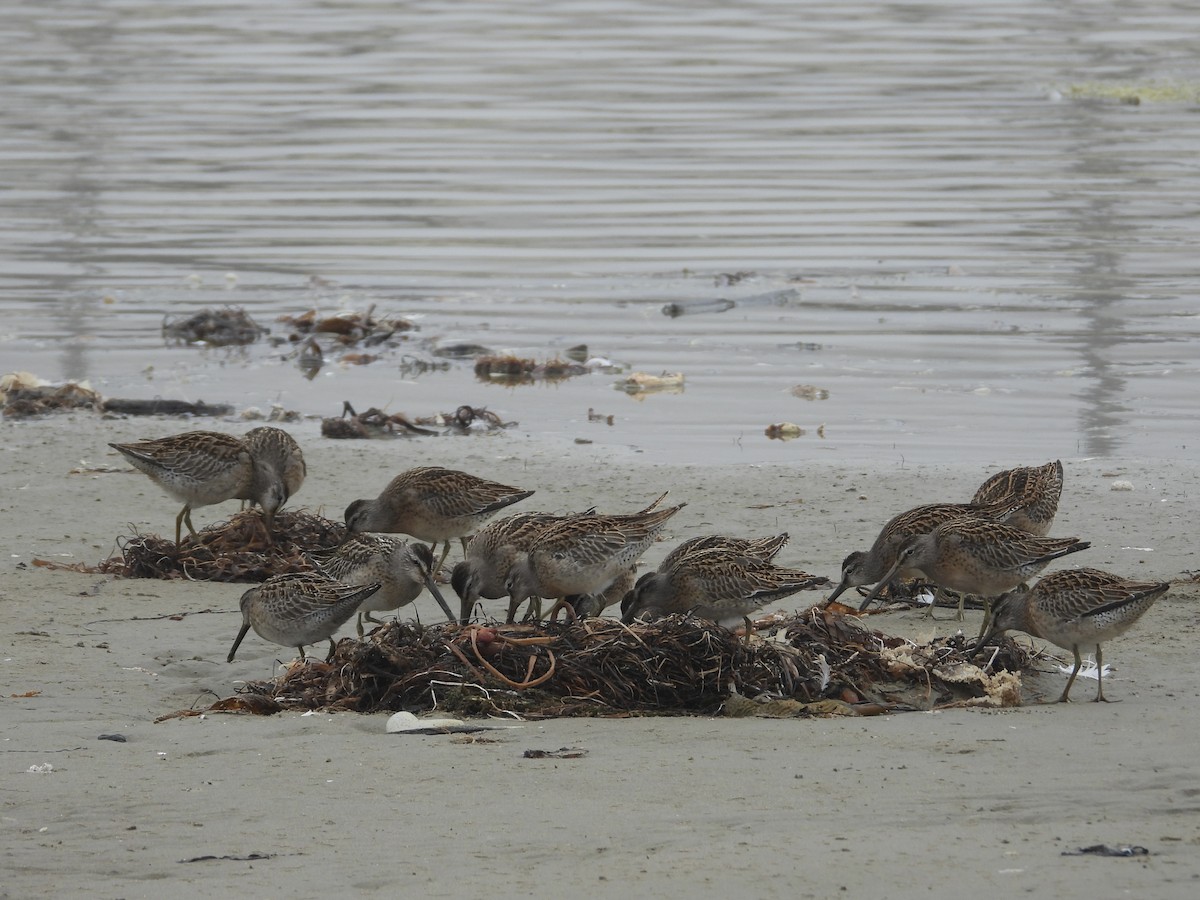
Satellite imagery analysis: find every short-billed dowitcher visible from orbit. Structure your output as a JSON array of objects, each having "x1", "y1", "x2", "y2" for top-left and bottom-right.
[
  {"x1": 450, "y1": 511, "x2": 566, "y2": 623},
  {"x1": 110, "y1": 430, "x2": 286, "y2": 545},
  {"x1": 570, "y1": 564, "x2": 638, "y2": 618},
  {"x1": 504, "y1": 500, "x2": 686, "y2": 623},
  {"x1": 971, "y1": 459, "x2": 1063, "y2": 536},
  {"x1": 227, "y1": 572, "x2": 380, "y2": 662},
  {"x1": 344, "y1": 466, "x2": 534, "y2": 571},
  {"x1": 973, "y1": 568, "x2": 1168, "y2": 702},
  {"x1": 620, "y1": 536, "x2": 828, "y2": 627},
  {"x1": 243, "y1": 426, "x2": 307, "y2": 502},
  {"x1": 824, "y1": 499, "x2": 1019, "y2": 608},
  {"x1": 309, "y1": 533, "x2": 454, "y2": 635},
  {"x1": 856, "y1": 517, "x2": 1090, "y2": 613}
]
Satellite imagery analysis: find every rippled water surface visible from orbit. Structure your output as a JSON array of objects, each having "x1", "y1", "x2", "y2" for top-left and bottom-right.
[{"x1": 3, "y1": 0, "x2": 1198, "y2": 463}]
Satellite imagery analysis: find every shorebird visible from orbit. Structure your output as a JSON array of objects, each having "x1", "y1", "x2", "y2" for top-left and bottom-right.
[
  {"x1": 344, "y1": 466, "x2": 534, "y2": 572},
  {"x1": 855, "y1": 517, "x2": 1090, "y2": 617},
  {"x1": 973, "y1": 568, "x2": 1169, "y2": 702},
  {"x1": 227, "y1": 572, "x2": 379, "y2": 662},
  {"x1": 450, "y1": 511, "x2": 566, "y2": 623},
  {"x1": 824, "y1": 499, "x2": 1019, "y2": 608},
  {"x1": 620, "y1": 536, "x2": 828, "y2": 627},
  {"x1": 243, "y1": 426, "x2": 307, "y2": 503},
  {"x1": 110, "y1": 430, "x2": 286, "y2": 545},
  {"x1": 309, "y1": 533, "x2": 454, "y2": 635},
  {"x1": 504, "y1": 500, "x2": 686, "y2": 623},
  {"x1": 972, "y1": 460, "x2": 1063, "y2": 536},
  {"x1": 570, "y1": 564, "x2": 637, "y2": 619}
]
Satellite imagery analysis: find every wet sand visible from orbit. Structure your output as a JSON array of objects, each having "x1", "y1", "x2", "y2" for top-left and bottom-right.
[{"x1": 3, "y1": 415, "x2": 1199, "y2": 898}]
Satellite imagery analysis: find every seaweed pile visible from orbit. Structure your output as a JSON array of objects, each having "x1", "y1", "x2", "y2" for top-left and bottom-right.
[
  {"x1": 206, "y1": 609, "x2": 1032, "y2": 719},
  {"x1": 103, "y1": 509, "x2": 344, "y2": 582},
  {"x1": 162, "y1": 307, "x2": 267, "y2": 346}
]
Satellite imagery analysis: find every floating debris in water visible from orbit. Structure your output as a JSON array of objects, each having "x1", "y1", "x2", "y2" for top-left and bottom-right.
[
  {"x1": 474, "y1": 355, "x2": 588, "y2": 385},
  {"x1": 790, "y1": 385, "x2": 830, "y2": 401},
  {"x1": 765, "y1": 422, "x2": 805, "y2": 440},
  {"x1": 618, "y1": 371, "x2": 685, "y2": 397},
  {"x1": 162, "y1": 307, "x2": 267, "y2": 347}
]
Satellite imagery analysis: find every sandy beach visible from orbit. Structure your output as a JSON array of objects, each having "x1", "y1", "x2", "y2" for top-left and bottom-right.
[{"x1": 2, "y1": 413, "x2": 1198, "y2": 898}]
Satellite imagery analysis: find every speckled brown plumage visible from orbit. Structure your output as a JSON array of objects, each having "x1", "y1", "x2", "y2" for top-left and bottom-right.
[
  {"x1": 974, "y1": 568, "x2": 1167, "y2": 702},
  {"x1": 621, "y1": 535, "x2": 827, "y2": 627},
  {"x1": 971, "y1": 459, "x2": 1063, "y2": 536},
  {"x1": 309, "y1": 533, "x2": 452, "y2": 634},
  {"x1": 824, "y1": 499, "x2": 1020, "y2": 607},
  {"x1": 227, "y1": 572, "x2": 379, "y2": 662}
]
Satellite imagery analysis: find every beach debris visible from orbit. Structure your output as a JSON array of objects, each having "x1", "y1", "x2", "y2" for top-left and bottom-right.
[
  {"x1": 1061, "y1": 845, "x2": 1150, "y2": 858},
  {"x1": 320, "y1": 401, "x2": 439, "y2": 439},
  {"x1": 765, "y1": 422, "x2": 805, "y2": 440},
  {"x1": 278, "y1": 305, "x2": 414, "y2": 347},
  {"x1": 434, "y1": 342, "x2": 492, "y2": 359},
  {"x1": 474, "y1": 355, "x2": 589, "y2": 385},
  {"x1": 101, "y1": 509, "x2": 344, "y2": 582},
  {"x1": 97, "y1": 734, "x2": 128, "y2": 743},
  {"x1": 384, "y1": 710, "x2": 493, "y2": 734},
  {"x1": 163, "y1": 307, "x2": 267, "y2": 346},
  {"x1": 662, "y1": 298, "x2": 737, "y2": 318},
  {"x1": 565, "y1": 344, "x2": 589, "y2": 362},
  {"x1": 101, "y1": 398, "x2": 234, "y2": 417},
  {"x1": 192, "y1": 608, "x2": 1035, "y2": 718},
  {"x1": 790, "y1": 385, "x2": 830, "y2": 401},
  {"x1": 398, "y1": 355, "x2": 452, "y2": 377},
  {"x1": 180, "y1": 853, "x2": 278, "y2": 864},
  {"x1": 417, "y1": 405, "x2": 516, "y2": 433},
  {"x1": 1110, "y1": 480, "x2": 1134, "y2": 491},
  {"x1": 588, "y1": 408, "x2": 615, "y2": 426},
  {"x1": 1, "y1": 372, "x2": 102, "y2": 417},
  {"x1": 523, "y1": 747, "x2": 587, "y2": 759},
  {"x1": 296, "y1": 338, "x2": 323, "y2": 379},
  {"x1": 618, "y1": 371, "x2": 684, "y2": 397}
]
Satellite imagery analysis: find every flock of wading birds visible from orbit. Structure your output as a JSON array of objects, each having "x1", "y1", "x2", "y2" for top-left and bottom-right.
[{"x1": 108, "y1": 429, "x2": 1171, "y2": 704}]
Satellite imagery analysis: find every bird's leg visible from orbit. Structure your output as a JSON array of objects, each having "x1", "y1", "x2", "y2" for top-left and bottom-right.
[
  {"x1": 742, "y1": 615, "x2": 756, "y2": 643},
  {"x1": 323, "y1": 639, "x2": 336, "y2": 662},
  {"x1": 976, "y1": 599, "x2": 993, "y2": 640},
  {"x1": 433, "y1": 541, "x2": 451, "y2": 577},
  {"x1": 356, "y1": 613, "x2": 366, "y2": 638},
  {"x1": 1058, "y1": 646, "x2": 1082, "y2": 703},
  {"x1": 1093, "y1": 645, "x2": 1111, "y2": 703}
]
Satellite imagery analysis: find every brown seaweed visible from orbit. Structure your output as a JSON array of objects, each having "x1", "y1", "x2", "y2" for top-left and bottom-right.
[
  {"x1": 102, "y1": 509, "x2": 345, "y2": 582},
  {"x1": 198, "y1": 609, "x2": 1033, "y2": 719}
]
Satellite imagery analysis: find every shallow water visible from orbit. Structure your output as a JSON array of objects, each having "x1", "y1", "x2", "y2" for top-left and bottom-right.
[{"x1": 3, "y1": 0, "x2": 1198, "y2": 464}]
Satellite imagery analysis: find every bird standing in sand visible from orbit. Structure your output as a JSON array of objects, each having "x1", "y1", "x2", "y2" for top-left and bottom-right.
[
  {"x1": 344, "y1": 466, "x2": 534, "y2": 572},
  {"x1": 971, "y1": 459, "x2": 1063, "y2": 536},
  {"x1": 973, "y1": 568, "x2": 1168, "y2": 702},
  {"x1": 110, "y1": 430, "x2": 286, "y2": 545},
  {"x1": 309, "y1": 533, "x2": 454, "y2": 634},
  {"x1": 243, "y1": 426, "x2": 307, "y2": 504},
  {"x1": 621, "y1": 533, "x2": 828, "y2": 627},
  {"x1": 450, "y1": 511, "x2": 569, "y2": 623},
  {"x1": 505, "y1": 500, "x2": 686, "y2": 623},
  {"x1": 824, "y1": 499, "x2": 1020, "y2": 608},
  {"x1": 227, "y1": 572, "x2": 380, "y2": 662},
  {"x1": 855, "y1": 517, "x2": 1090, "y2": 618}
]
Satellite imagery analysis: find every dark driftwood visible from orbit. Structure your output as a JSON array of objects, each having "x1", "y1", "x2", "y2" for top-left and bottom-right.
[{"x1": 102, "y1": 398, "x2": 234, "y2": 417}]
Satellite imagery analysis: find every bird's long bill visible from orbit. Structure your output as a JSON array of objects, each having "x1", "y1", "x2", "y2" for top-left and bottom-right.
[
  {"x1": 970, "y1": 621, "x2": 1001, "y2": 660},
  {"x1": 857, "y1": 560, "x2": 904, "y2": 611},
  {"x1": 425, "y1": 577, "x2": 457, "y2": 624},
  {"x1": 824, "y1": 578, "x2": 852, "y2": 606},
  {"x1": 227, "y1": 621, "x2": 252, "y2": 663}
]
